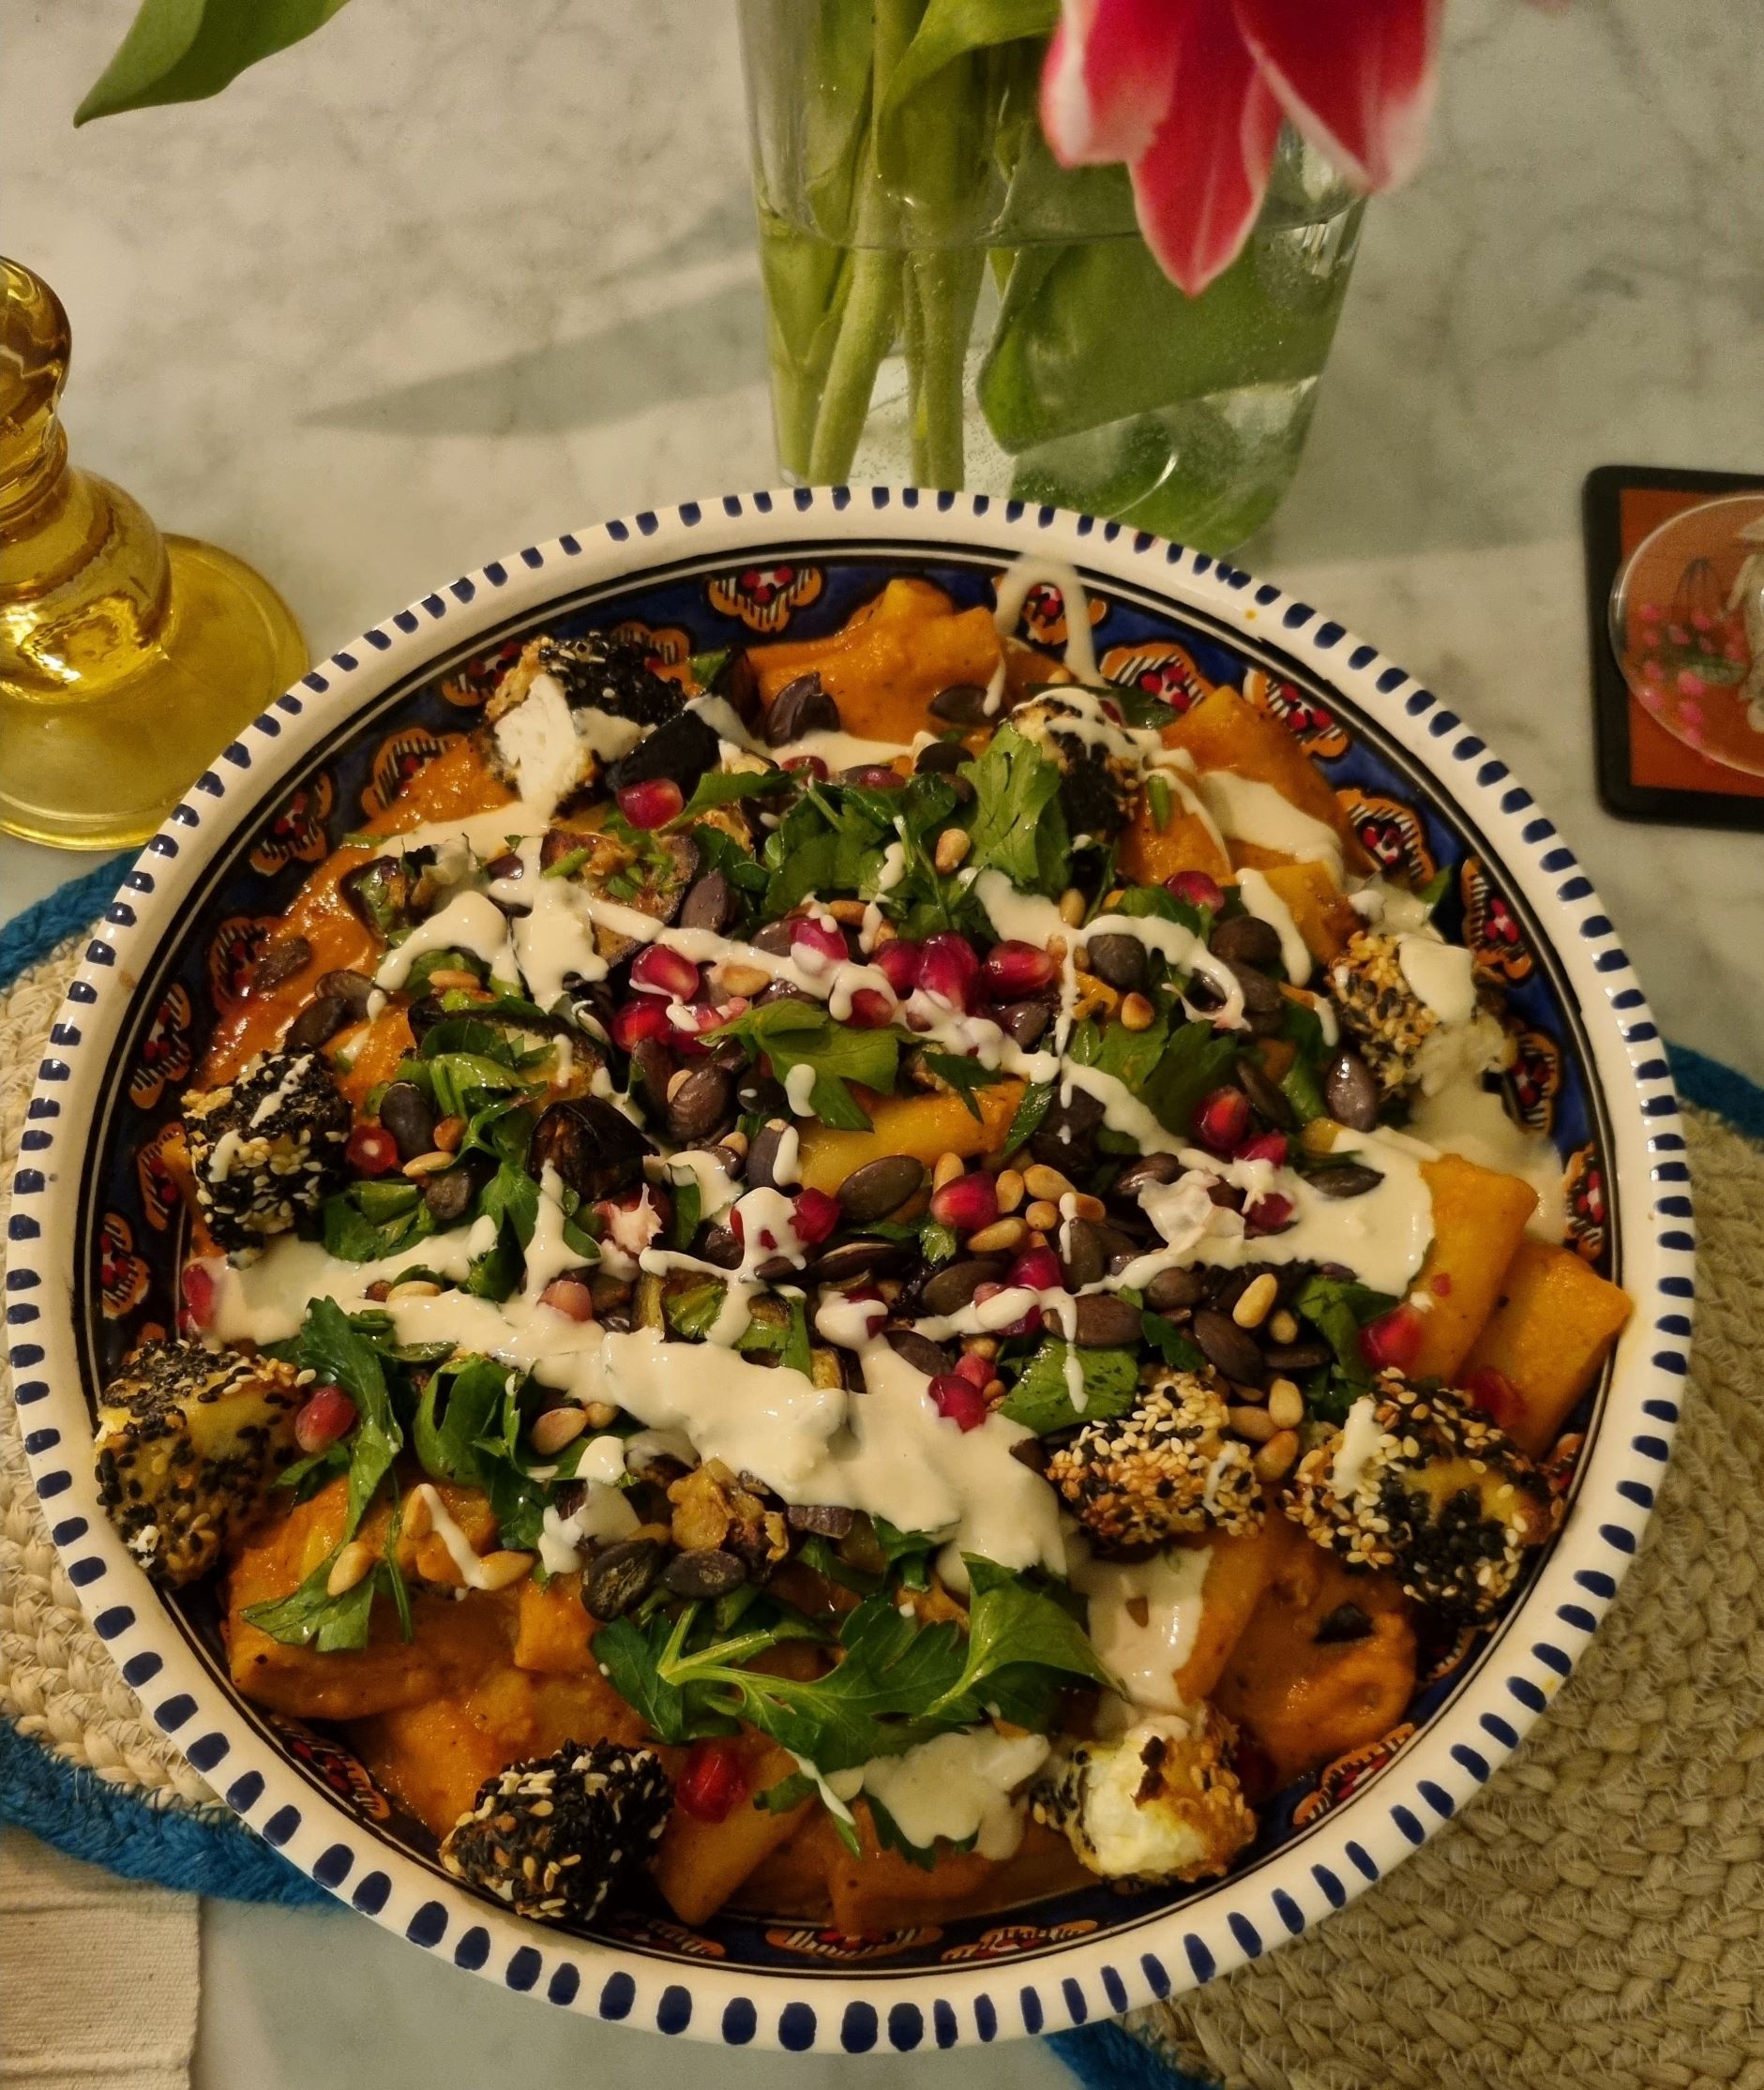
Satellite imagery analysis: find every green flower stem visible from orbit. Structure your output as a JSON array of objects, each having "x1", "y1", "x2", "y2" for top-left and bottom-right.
[
  {"x1": 906, "y1": 246, "x2": 986, "y2": 488},
  {"x1": 807, "y1": 241, "x2": 903, "y2": 482}
]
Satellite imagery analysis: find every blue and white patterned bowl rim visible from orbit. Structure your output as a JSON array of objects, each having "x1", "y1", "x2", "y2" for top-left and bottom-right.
[{"x1": 8, "y1": 489, "x2": 1694, "y2": 2054}]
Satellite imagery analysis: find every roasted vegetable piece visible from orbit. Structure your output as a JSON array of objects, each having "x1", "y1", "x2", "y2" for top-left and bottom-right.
[
  {"x1": 1048, "y1": 1371, "x2": 1261, "y2": 1548},
  {"x1": 1284, "y1": 1372, "x2": 1558, "y2": 1624},
  {"x1": 180, "y1": 1048, "x2": 351, "y2": 1256},
  {"x1": 529, "y1": 1095, "x2": 654, "y2": 1202},
  {"x1": 440, "y1": 1739, "x2": 672, "y2": 1922},
  {"x1": 96, "y1": 1341, "x2": 301, "y2": 1585},
  {"x1": 1033, "y1": 1707, "x2": 1256, "y2": 1884}
]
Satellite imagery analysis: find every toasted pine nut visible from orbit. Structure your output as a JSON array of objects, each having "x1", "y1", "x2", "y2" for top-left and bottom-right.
[
  {"x1": 1063, "y1": 1192, "x2": 1106, "y2": 1223},
  {"x1": 425, "y1": 968, "x2": 480, "y2": 992},
  {"x1": 530, "y1": 1406, "x2": 589, "y2": 1456},
  {"x1": 968, "y1": 1216, "x2": 1028, "y2": 1254},
  {"x1": 995, "y1": 1168, "x2": 1025, "y2": 1214},
  {"x1": 934, "y1": 827, "x2": 972, "y2": 874},
  {"x1": 1229, "y1": 1404, "x2": 1277, "y2": 1443},
  {"x1": 326, "y1": 1540, "x2": 373, "y2": 1597},
  {"x1": 717, "y1": 1130, "x2": 748, "y2": 1161},
  {"x1": 983, "y1": 1378, "x2": 1007, "y2": 1404},
  {"x1": 1269, "y1": 1308, "x2": 1300, "y2": 1345},
  {"x1": 432, "y1": 1116, "x2": 464, "y2": 1152},
  {"x1": 964, "y1": 1335, "x2": 1000, "y2": 1360},
  {"x1": 1267, "y1": 1378, "x2": 1305, "y2": 1430},
  {"x1": 1025, "y1": 1199, "x2": 1061, "y2": 1231},
  {"x1": 1301, "y1": 1117, "x2": 1343, "y2": 1154},
  {"x1": 1058, "y1": 888, "x2": 1086, "y2": 926},
  {"x1": 582, "y1": 1400, "x2": 620, "y2": 1429},
  {"x1": 1119, "y1": 992, "x2": 1155, "y2": 1031},
  {"x1": 386, "y1": 1278, "x2": 441, "y2": 1301},
  {"x1": 827, "y1": 899, "x2": 868, "y2": 925},
  {"x1": 474, "y1": 1550, "x2": 535, "y2": 1592},
  {"x1": 402, "y1": 1150, "x2": 455, "y2": 1178},
  {"x1": 1254, "y1": 1430, "x2": 1300, "y2": 1481},
  {"x1": 932, "y1": 1150, "x2": 965, "y2": 1191},
  {"x1": 1023, "y1": 1164, "x2": 1074, "y2": 1201},
  {"x1": 666, "y1": 1068, "x2": 692, "y2": 1102},
  {"x1": 403, "y1": 1490, "x2": 433, "y2": 1540},
  {"x1": 1232, "y1": 1272, "x2": 1279, "y2": 1330},
  {"x1": 717, "y1": 962, "x2": 772, "y2": 998}
]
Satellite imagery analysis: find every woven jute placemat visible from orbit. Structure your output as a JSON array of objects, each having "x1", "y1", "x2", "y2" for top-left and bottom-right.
[{"x1": 5, "y1": 931, "x2": 1760, "y2": 2086}]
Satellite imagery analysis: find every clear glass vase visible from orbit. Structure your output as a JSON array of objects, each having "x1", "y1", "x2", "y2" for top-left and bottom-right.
[{"x1": 739, "y1": 0, "x2": 1365, "y2": 552}]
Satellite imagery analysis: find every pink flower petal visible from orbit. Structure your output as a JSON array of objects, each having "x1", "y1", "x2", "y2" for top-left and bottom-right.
[
  {"x1": 1234, "y1": 0, "x2": 1443, "y2": 191},
  {"x1": 1041, "y1": 0, "x2": 1186, "y2": 167},
  {"x1": 1129, "y1": 4, "x2": 1282, "y2": 297}
]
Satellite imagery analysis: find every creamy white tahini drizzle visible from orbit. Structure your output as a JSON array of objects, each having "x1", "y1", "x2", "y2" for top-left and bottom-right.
[
  {"x1": 986, "y1": 557, "x2": 1099, "y2": 711},
  {"x1": 858, "y1": 1729, "x2": 1050, "y2": 1860},
  {"x1": 1069, "y1": 1541, "x2": 1213, "y2": 1712},
  {"x1": 1197, "y1": 771, "x2": 1345, "y2": 880},
  {"x1": 1233, "y1": 867, "x2": 1312, "y2": 985}
]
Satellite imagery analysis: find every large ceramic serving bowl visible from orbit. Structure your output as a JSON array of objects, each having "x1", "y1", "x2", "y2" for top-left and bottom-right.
[{"x1": 12, "y1": 492, "x2": 1692, "y2": 2053}]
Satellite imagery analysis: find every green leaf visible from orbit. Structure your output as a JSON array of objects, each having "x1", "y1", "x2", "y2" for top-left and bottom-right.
[
  {"x1": 1003, "y1": 1078, "x2": 1055, "y2": 1152},
  {"x1": 1141, "y1": 1312, "x2": 1206, "y2": 1374},
  {"x1": 296, "y1": 1298, "x2": 400, "y2": 1538},
  {"x1": 1001, "y1": 1340, "x2": 1139, "y2": 1436},
  {"x1": 677, "y1": 769, "x2": 792, "y2": 821},
  {"x1": 712, "y1": 1000, "x2": 897, "y2": 1132},
  {"x1": 1138, "y1": 1021, "x2": 1240, "y2": 1141},
  {"x1": 239, "y1": 1549, "x2": 377, "y2": 1652},
  {"x1": 464, "y1": 1161, "x2": 540, "y2": 1301},
  {"x1": 937, "y1": 1557, "x2": 1116, "y2": 1713},
  {"x1": 919, "y1": 1049, "x2": 1005, "y2": 1120},
  {"x1": 321, "y1": 1180, "x2": 435, "y2": 1263},
  {"x1": 667, "y1": 1171, "x2": 702, "y2": 1253},
  {"x1": 1292, "y1": 1272, "x2": 1399, "y2": 1388},
  {"x1": 77, "y1": 0, "x2": 354, "y2": 125},
  {"x1": 1273, "y1": 1000, "x2": 1328, "y2": 1124},
  {"x1": 876, "y1": 0, "x2": 1059, "y2": 186},
  {"x1": 959, "y1": 726, "x2": 1069, "y2": 894},
  {"x1": 592, "y1": 1613, "x2": 693, "y2": 1745},
  {"x1": 413, "y1": 1356, "x2": 508, "y2": 1487},
  {"x1": 665, "y1": 1279, "x2": 728, "y2": 1342}
]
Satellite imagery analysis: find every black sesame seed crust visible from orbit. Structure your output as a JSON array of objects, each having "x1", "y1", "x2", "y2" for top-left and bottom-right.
[
  {"x1": 1048, "y1": 1370, "x2": 1261, "y2": 1548},
  {"x1": 1284, "y1": 1371, "x2": 1559, "y2": 1625},
  {"x1": 94, "y1": 1339, "x2": 301, "y2": 1586},
  {"x1": 181, "y1": 1049, "x2": 351, "y2": 1256},
  {"x1": 440, "y1": 1740, "x2": 672, "y2": 1924}
]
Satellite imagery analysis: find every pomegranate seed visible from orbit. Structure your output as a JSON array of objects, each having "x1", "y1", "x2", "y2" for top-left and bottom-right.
[
  {"x1": 677, "y1": 1738, "x2": 747, "y2": 1823},
  {"x1": 631, "y1": 945, "x2": 701, "y2": 1000},
  {"x1": 1193, "y1": 1087, "x2": 1251, "y2": 1154},
  {"x1": 954, "y1": 1351, "x2": 994, "y2": 1390},
  {"x1": 1235, "y1": 1130, "x2": 1289, "y2": 1168},
  {"x1": 844, "y1": 986, "x2": 894, "y2": 1029},
  {"x1": 1245, "y1": 1193, "x2": 1295, "y2": 1235},
  {"x1": 616, "y1": 777, "x2": 683, "y2": 829},
  {"x1": 1008, "y1": 1247, "x2": 1063, "y2": 1292},
  {"x1": 782, "y1": 754, "x2": 829, "y2": 780},
  {"x1": 847, "y1": 764, "x2": 904, "y2": 790},
  {"x1": 792, "y1": 1187, "x2": 842, "y2": 1245},
  {"x1": 610, "y1": 997, "x2": 672, "y2": 1051},
  {"x1": 1360, "y1": 1303, "x2": 1425, "y2": 1375},
  {"x1": 983, "y1": 940, "x2": 1056, "y2": 996},
  {"x1": 1430, "y1": 1272, "x2": 1454, "y2": 1297},
  {"x1": 1460, "y1": 1365, "x2": 1522, "y2": 1431},
  {"x1": 972, "y1": 1281, "x2": 1040, "y2": 1339},
  {"x1": 538, "y1": 1276, "x2": 596, "y2": 1323},
  {"x1": 344, "y1": 1123, "x2": 400, "y2": 1177},
  {"x1": 791, "y1": 917, "x2": 849, "y2": 970},
  {"x1": 874, "y1": 940, "x2": 923, "y2": 994},
  {"x1": 179, "y1": 1261, "x2": 217, "y2": 1331},
  {"x1": 294, "y1": 1382, "x2": 357, "y2": 1454},
  {"x1": 919, "y1": 933, "x2": 979, "y2": 1011},
  {"x1": 928, "y1": 1374, "x2": 989, "y2": 1432},
  {"x1": 1166, "y1": 869, "x2": 1225, "y2": 912},
  {"x1": 930, "y1": 1170, "x2": 999, "y2": 1232}
]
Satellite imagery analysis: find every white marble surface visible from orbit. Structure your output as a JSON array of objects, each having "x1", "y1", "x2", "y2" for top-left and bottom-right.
[{"x1": 2, "y1": 0, "x2": 1761, "y2": 2080}]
